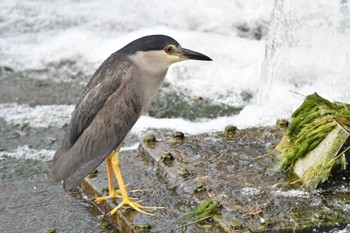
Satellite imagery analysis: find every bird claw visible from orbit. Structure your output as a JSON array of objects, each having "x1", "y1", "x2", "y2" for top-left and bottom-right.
[
  {"x1": 94, "y1": 194, "x2": 138, "y2": 203},
  {"x1": 108, "y1": 198, "x2": 165, "y2": 216},
  {"x1": 94, "y1": 195, "x2": 122, "y2": 203}
]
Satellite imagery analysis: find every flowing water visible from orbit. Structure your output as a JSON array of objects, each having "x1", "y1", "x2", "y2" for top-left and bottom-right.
[{"x1": 0, "y1": 0, "x2": 350, "y2": 232}]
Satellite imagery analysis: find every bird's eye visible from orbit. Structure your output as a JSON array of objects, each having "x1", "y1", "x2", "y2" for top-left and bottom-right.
[{"x1": 165, "y1": 46, "x2": 173, "y2": 54}]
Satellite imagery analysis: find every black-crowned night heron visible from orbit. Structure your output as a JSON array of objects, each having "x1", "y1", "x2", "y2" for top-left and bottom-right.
[{"x1": 52, "y1": 35, "x2": 211, "y2": 216}]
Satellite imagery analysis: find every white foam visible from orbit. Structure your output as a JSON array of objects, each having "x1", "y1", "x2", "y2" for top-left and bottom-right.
[
  {"x1": 259, "y1": 0, "x2": 350, "y2": 108},
  {"x1": 0, "y1": 145, "x2": 54, "y2": 161},
  {"x1": 134, "y1": 108, "x2": 283, "y2": 135},
  {"x1": 334, "y1": 225, "x2": 350, "y2": 233},
  {"x1": 0, "y1": 103, "x2": 74, "y2": 128},
  {"x1": 273, "y1": 189, "x2": 310, "y2": 198},
  {"x1": 0, "y1": 103, "x2": 277, "y2": 134},
  {"x1": 0, "y1": 0, "x2": 274, "y2": 69},
  {"x1": 241, "y1": 187, "x2": 262, "y2": 196},
  {"x1": 0, "y1": 0, "x2": 274, "y2": 105},
  {"x1": 1, "y1": 0, "x2": 350, "y2": 133}
]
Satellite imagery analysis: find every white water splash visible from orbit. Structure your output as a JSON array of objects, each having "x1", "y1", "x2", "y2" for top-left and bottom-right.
[
  {"x1": 0, "y1": 103, "x2": 74, "y2": 128},
  {"x1": 0, "y1": 145, "x2": 54, "y2": 161}
]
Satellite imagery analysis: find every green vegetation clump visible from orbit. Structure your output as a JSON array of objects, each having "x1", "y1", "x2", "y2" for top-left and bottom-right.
[
  {"x1": 184, "y1": 199, "x2": 221, "y2": 220},
  {"x1": 273, "y1": 93, "x2": 350, "y2": 186}
]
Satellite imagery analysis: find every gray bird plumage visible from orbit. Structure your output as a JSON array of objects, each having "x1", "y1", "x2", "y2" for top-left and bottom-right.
[
  {"x1": 52, "y1": 35, "x2": 211, "y2": 191},
  {"x1": 53, "y1": 54, "x2": 141, "y2": 191}
]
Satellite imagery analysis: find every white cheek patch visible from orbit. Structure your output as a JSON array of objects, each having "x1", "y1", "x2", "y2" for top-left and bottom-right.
[
  {"x1": 163, "y1": 51, "x2": 184, "y2": 64},
  {"x1": 130, "y1": 51, "x2": 170, "y2": 73},
  {"x1": 166, "y1": 54, "x2": 180, "y2": 64}
]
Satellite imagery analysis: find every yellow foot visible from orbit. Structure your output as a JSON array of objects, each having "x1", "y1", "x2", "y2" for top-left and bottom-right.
[
  {"x1": 94, "y1": 190, "x2": 122, "y2": 203},
  {"x1": 94, "y1": 190, "x2": 139, "y2": 203},
  {"x1": 108, "y1": 198, "x2": 165, "y2": 216}
]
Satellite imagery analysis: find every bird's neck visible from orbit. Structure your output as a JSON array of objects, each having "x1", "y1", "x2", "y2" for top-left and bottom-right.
[
  {"x1": 128, "y1": 52, "x2": 170, "y2": 112},
  {"x1": 139, "y1": 68, "x2": 168, "y2": 112}
]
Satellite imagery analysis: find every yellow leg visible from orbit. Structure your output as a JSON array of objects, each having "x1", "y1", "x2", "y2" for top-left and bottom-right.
[
  {"x1": 94, "y1": 156, "x2": 122, "y2": 203},
  {"x1": 108, "y1": 150, "x2": 165, "y2": 216}
]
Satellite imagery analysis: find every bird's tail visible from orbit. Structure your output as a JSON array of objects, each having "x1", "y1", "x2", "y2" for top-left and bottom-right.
[
  {"x1": 51, "y1": 146, "x2": 73, "y2": 182},
  {"x1": 52, "y1": 145, "x2": 105, "y2": 192}
]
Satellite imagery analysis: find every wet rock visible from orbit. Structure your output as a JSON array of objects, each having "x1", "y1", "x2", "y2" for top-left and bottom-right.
[
  {"x1": 172, "y1": 131, "x2": 185, "y2": 141},
  {"x1": 137, "y1": 126, "x2": 349, "y2": 232},
  {"x1": 143, "y1": 134, "x2": 156, "y2": 144},
  {"x1": 44, "y1": 227, "x2": 57, "y2": 233},
  {"x1": 293, "y1": 123, "x2": 350, "y2": 188},
  {"x1": 275, "y1": 119, "x2": 289, "y2": 128},
  {"x1": 147, "y1": 84, "x2": 242, "y2": 120},
  {"x1": 79, "y1": 150, "x2": 225, "y2": 233},
  {"x1": 161, "y1": 151, "x2": 175, "y2": 162},
  {"x1": 224, "y1": 125, "x2": 237, "y2": 138},
  {"x1": 178, "y1": 167, "x2": 190, "y2": 178},
  {"x1": 0, "y1": 66, "x2": 14, "y2": 74},
  {"x1": 236, "y1": 20, "x2": 269, "y2": 40}
]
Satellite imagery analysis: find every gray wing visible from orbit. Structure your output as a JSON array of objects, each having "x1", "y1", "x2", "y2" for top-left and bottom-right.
[
  {"x1": 69, "y1": 52, "x2": 126, "y2": 146},
  {"x1": 52, "y1": 54, "x2": 143, "y2": 191}
]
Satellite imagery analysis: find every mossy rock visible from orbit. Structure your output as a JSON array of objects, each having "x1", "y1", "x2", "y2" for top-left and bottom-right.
[{"x1": 274, "y1": 93, "x2": 350, "y2": 188}]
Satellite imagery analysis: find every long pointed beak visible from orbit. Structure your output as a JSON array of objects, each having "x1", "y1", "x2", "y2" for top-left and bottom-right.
[{"x1": 181, "y1": 48, "x2": 212, "y2": 61}]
